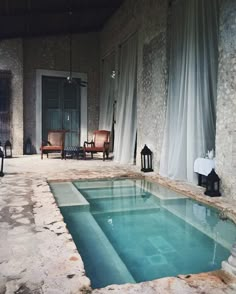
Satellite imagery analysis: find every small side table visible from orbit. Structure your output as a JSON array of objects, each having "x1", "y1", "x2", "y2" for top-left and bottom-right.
[
  {"x1": 64, "y1": 146, "x2": 84, "y2": 160},
  {"x1": 194, "y1": 158, "x2": 215, "y2": 186}
]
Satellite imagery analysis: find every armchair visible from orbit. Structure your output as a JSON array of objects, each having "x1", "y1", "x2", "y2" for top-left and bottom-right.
[
  {"x1": 40, "y1": 130, "x2": 66, "y2": 159},
  {"x1": 83, "y1": 130, "x2": 110, "y2": 161}
]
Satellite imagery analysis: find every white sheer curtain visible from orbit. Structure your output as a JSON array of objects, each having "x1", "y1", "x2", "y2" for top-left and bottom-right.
[
  {"x1": 99, "y1": 52, "x2": 115, "y2": 131},
  {"x1": 114, "y1": 34, "x2": 137, "y2": 164},
  {"x1": 160, "y1": 0, "x2": 219, "y2": 182}
]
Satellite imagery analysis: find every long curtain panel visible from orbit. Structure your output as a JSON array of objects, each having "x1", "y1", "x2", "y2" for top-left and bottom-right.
[
  {"x1": 114, "y1": 34, "x2": 137, "y2": 164},
  {"x1": 99, "y1": 52, "x2": 115, "y2": 131},
  {"x1": 160, "y1": 0, "x2": 219, "y2": 182}
]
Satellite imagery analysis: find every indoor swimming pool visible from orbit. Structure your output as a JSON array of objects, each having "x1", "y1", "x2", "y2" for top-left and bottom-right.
[{"x1": 50, "y1": 178, "x2": 236, "y2": 289}]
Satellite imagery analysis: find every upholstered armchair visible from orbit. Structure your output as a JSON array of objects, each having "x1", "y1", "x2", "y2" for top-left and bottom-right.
[
  {"x1": 83, "y1": 130, "x2": 110, "y2": 161},
  {"x1": 40, "y1": 130, "x2": 66, "y2": 159}
]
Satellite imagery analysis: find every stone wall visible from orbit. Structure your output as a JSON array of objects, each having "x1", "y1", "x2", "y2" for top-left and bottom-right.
[
  {"x1": 23, "y1": 33, "x2": 100, "y2": 151},
  {"x1": 0, "y1": 39, "x2": 23, "y2": 155},
  {"x1": 138, "y1": 0, "x2": 168, "y2": 170},
  {"x1": 100, "y1": 0, "x2": 168, "y2": 170},
  {"x1": 216, "y1": 0, "x2": 236, "y2": 199}
]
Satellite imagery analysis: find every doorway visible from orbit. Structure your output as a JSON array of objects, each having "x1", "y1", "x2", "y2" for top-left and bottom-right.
[{"x1": 42, "y1": 76, "x2": 81, "y2": 147}]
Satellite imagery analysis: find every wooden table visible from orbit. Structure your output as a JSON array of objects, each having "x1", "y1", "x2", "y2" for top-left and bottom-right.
[{"x1": 64, "y1": 146, "x2": 84, "y2": 159}]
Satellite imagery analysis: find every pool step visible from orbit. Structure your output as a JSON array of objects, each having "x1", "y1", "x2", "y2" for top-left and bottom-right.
[
  {"x1": 135, "y1": 181, "x2": 187, "y2": 201},
  {"x1": 89, "y1": 194, "x2": 160, "y2": 214},
  {"x1": 75, "y1": 186, "x2": 145, "y2": 200},
  {"x1": 73, "y1": 179, "x2": 141, "y2": 190},
  {"x1": 80, "y1": 192, "x2": 154, "y2": 201},
  {"x1": 50, "y1": 182, "x2": 89, "y2": 208},
  {"x1": 92, "y1": 206, "x2": 160, "y2": 215},
  {"x1": 59, "y1": 207, "x2": 136, "y2": 288}
]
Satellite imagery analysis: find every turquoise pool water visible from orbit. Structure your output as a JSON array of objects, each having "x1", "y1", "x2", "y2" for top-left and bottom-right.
[{"x1": 50, "y1": 179, "x2": 236, "y2": 289}]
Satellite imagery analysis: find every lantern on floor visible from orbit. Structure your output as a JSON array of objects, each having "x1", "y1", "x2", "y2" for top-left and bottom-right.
[
  {"x1": 141, "y1": 145, "x2": 153, "y2": 172},
  {"x1": 4, "y1": 140, "x2": 12, "y2": 158},
  {"x1": 0, "y1": 147, "x2": 4, "y2": 177},
  {"x1": 24, "y1": 138, "x2": 32, "y2": 155},
  {"x1": 204, "y1": 169, "x2": 221, "y2": 197}
]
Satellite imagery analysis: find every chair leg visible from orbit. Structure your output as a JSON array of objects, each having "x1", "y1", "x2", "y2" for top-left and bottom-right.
[
  {"x1": 106, "y1": 149, "x2": 109, "y2": 159},
  {"x1": 41, "y1": 151, "x2": 43, "y2": 160}
]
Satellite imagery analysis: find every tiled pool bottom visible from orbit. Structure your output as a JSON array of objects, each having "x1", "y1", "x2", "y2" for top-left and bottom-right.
[{"x1": 50, "y1": 179, "x2": 236, "y2": 289}]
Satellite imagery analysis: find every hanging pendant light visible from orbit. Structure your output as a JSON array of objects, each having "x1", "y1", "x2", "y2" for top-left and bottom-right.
[
  {"x1": 67, "y1": 9, "x2": 73, "y2": 84},
  {"x1": 65, "y1": 3, "x2": 88, "y2": 88}
]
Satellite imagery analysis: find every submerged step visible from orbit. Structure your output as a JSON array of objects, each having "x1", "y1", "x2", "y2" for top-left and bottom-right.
[
  {"x1": 50, "y1": 182, "x2": 89, "y2": 208},
  {"x1": 74, "y1": 185, "x2": 144, "y2": 199},
  {"x1": 92, "y1": 206, "x2": 160, "y2": 215},
  {"x1": 89, "y1": 194, "x2": 160, "y2": 214},
  {"x1": 73, "y1": 179, "x2": 141, "y2": 190},
  {"x1": 60, "y1": 207, "x2": 136, "y2": 288},
  {"x1": 78, "y1": 192, "x2": 153, "y2": 201}
]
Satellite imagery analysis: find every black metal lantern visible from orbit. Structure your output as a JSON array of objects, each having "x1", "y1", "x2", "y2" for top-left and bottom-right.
[
  {"x1": 25, "y1": 138, "x2": 32, "y2": 155},
  {"x1": 0, "y1": 147, "x2": 4, "y2": 177},
  {"x1": 141, "y1": 145, "x2": 153, "y2": 172},
  {"x1": 4, "y1": 140, "x2": 12, "y2": 158},
  {"x1": 204, "y1": 169, "x2": 221, "y2": 197}
]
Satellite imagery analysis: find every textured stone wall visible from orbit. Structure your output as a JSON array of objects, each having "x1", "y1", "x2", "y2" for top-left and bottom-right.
[
  {"x1": 0, "y1": 39, "x2": 23, "y2": 155},
  {"x1": 216, "y1": 0, "x2": 236, "y2": 199},
  {"x1": 138, "y1": 0, "x2": 168, "y2": 170},
  {"x1": 100, "y1": 0, "x2": 168, "y2": 171},
  {"x1": 23, "y1": 33, "x2": 100, "y2": 150}
]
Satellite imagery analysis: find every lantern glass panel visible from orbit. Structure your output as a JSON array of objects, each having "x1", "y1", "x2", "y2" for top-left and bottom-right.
[
  {"x1": 6, "y1": 148, "x2": 10, "y2": 157},
  {"x1": 4, "y1": 140, "x2": 12, "y2": 158}
]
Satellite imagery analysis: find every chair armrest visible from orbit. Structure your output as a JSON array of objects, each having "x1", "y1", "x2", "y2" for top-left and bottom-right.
[
  {"x1": 84, "y1": 141, "x2": 95, "y2": 148},
  {"x1": 41, "y1": 140, "x2": 50, "y2": 147}
]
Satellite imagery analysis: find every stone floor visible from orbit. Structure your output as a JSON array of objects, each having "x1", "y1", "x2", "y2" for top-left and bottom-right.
[{"x1": 0, "y1": 155, "x2": 236, "y2": 294}]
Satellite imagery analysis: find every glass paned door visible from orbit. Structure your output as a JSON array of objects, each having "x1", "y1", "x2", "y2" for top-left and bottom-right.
[
  {"x1": 42, "y1": 76, "x2": 80, "y2": 147},
  {"x1": 0, "y1": 72, "x2": 11, "y2": 145}
]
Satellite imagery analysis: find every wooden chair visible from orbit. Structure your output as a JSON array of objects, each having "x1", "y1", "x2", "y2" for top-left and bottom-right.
[
  {"x1": 83, "y1": 130, "x2": 110, "y2": 161},
  {"x1": 40, "y1": 130, "x2": 66, "y2": 159}
]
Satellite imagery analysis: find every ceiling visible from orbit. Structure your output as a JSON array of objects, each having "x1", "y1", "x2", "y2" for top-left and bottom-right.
[{"x1": 0, "y1": 0, "x2": 125, "y2": 39}]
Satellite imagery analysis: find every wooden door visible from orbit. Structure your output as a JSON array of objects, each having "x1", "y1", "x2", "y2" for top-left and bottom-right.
[{"x1": 42, "y1": 76, "x2": 80, "y2": 147}]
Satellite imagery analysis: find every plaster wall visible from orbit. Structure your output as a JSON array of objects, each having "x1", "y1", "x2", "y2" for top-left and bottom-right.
[
  {"x1": 216, "y1": 0, "x2": 236, "y2": 199},
  {"x1": 100, "y1": 0, "x2": 168, "y2": 171},
  {"x1": 23, "y1": 33, "x2": 100, "y2": 152},
  {"x1": 0, "y1": 39, "x2": 23, "y2": 155}
]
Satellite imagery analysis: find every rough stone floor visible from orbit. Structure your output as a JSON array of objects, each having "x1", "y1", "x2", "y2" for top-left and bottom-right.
[{"x1": 0, "y1": 155, "x2": 236, "y2": 294}]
